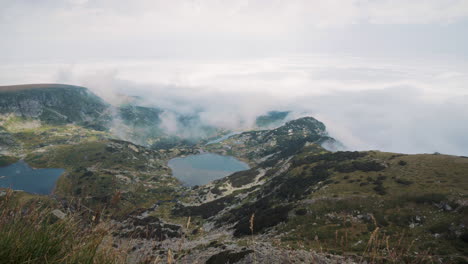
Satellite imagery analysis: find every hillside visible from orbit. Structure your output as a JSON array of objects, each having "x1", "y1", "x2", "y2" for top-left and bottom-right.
[
  {"x1": 205, "y1": 116, "x2": 342, "y2": 164},
  {"x1": 0, "y1": 84, "x2": 110, "y2": 129},
  {"x1": 176, "y1": 147, "x2": 468, "y2": 262},
  {"x1": 0, "y1": 85, "x2": 467, "y2": 263},
  {"x1": 255, "y1": 110, "x2": 290, "y2": 128},
  {"x1": 0, "y1": 84, "x2": 222, "y2": 148},
  {"x1": 0, "y1": 83, "x2": 82, "y2": 92}
]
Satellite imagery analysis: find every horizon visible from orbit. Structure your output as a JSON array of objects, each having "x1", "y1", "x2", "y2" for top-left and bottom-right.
[{"x1": 1, "y1": 0, "x2": 468, "y2": 156}]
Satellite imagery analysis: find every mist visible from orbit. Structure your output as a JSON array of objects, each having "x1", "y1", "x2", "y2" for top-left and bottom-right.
[
  {"x1": 1, "y1": 1, "x2": 468, "y2": 155},
  {"x1": 2, "y1": 58, "x2": 468, "y2": 156},
  {"x1": 21, "y1": 55, "x2": 462, "y2": 156}
]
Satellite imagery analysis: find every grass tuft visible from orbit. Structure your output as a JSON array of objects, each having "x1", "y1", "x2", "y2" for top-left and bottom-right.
[{"x1": 0, "y1": 189, "x2": 123, "y2": 264}]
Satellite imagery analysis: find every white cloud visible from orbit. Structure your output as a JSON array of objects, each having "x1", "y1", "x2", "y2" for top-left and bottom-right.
[
  {"x1": 1, "y1": 1, "x2": 467, "y2": 155},
  {"x1": 1, "y1": 0, "x2": 468, "y2": 61},
  {"x1": 1, "y1": 54, "x2": 463, "y2": 155},
  {"x1": 365, "y1": 0, "x2": 468, "y2": 24}
]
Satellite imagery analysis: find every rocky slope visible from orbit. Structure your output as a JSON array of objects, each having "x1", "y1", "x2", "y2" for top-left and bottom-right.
[{"x1": 205, "y1": 116, "x2": 342, "y2": 164}]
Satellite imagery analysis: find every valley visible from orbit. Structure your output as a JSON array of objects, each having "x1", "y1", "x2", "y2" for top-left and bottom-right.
[{"x1": 0, "y1": 84, "x2": 467, "y2": 264}]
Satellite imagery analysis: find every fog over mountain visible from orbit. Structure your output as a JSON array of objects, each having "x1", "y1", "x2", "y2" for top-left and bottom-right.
[{"x1": 1, "y1": 0, "x2": 468, "y2": 155}]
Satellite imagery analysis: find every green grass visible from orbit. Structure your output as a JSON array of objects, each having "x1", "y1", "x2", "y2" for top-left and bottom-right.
[
  {"x1": 22, "y1": 140, "x2": 185, "y2": 218},
  {"x1": 275, "y1": 151, "x2": 468, "y2": 263},
  {"x1": 1, "y1": 116, "x2": 188, "y2": 219},
  {"x1": 0, "y1": 190, "x2": 122, "y2": 264}
]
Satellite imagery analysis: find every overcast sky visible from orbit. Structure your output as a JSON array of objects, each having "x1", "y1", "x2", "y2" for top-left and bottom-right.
[{"x1": 1, "y1": 0, "x2": 468, "y2": 155}]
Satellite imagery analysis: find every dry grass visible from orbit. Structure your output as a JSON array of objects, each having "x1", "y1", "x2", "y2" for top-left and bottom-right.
[
  {"x1": 358, "y1": 215, "x2": 436, "y2": 264},
  {"x1": 0, "y1": 189, "x2": 125, "y2": 264}
]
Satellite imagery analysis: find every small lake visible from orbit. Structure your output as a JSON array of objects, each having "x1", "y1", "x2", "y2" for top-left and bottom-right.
[
  {"x1": 0, "y1": 161, "x2": 65, "y2": 195},
  {"x1": 168, "y1": 153, "x2": 249, "y2": 186}
]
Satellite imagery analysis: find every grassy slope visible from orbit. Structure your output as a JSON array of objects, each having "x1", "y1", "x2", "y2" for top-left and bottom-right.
[
  {"x1": 0, "y1": 190, "x2": 123, "y2": 264},
  {"x1": 25, "y1": 140, "x2": 188, "y2": 217},
  {"x1": 0, "y1": 115, "x2": 192, "y2": 218},
  {"x1": 176, "y1": 148, "x2": 468, "y2": 263},
  {"x1": 275, "y1": 151, "x2": 468, "y2": 262},
  {"x1": 2, "y1": 112, "x2": 468, "y2": 263}
]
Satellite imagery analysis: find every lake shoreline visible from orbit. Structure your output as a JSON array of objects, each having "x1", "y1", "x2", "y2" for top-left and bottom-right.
[{"x1": 168, "y1": 152, "x2": 249, "y2": 187}]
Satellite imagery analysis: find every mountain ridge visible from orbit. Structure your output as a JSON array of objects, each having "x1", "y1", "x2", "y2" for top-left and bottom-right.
[
  {"x1": 0, "y1": 83, "x2": 83, "y2": 92},
  {"x1": 0, "y1": 83, "x2": 467, "y2": 263}
]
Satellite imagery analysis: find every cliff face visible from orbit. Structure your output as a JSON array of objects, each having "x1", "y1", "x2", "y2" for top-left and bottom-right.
[{"x1": 0, "y1": 84, "x2": 110, "y2": 128}]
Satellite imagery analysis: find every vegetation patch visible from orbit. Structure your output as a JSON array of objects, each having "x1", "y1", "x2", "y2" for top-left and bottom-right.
[
  {"x1": 233, "y1": 204, "x2": 292, "y2": 237},
  {"x1": 173, "y1": 195, "x2": 237, "y2": 219},
  {"x1": 0, "y1": 155, "x2": 19, "y2": 167},
  {"x1": 206, "y1": 250, "x2": 253, "y2": 264},
  {"x1": 228, "y1": 169, "x2": 258, "y2": 188},
  {"x1": 0, "y1": 190, "x2": 120, "y2": 264}
]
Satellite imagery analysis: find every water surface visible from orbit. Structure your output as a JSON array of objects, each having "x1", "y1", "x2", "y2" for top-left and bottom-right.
[
  {"x1": 168, "y1": 153, "x2": 249, "y2": 186},
  {"x1": 0, "y1": 161, "x2": 65, "y2": 195}
]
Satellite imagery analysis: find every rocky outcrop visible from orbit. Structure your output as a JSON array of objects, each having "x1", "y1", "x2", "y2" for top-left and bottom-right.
[
  {"x1": 206, "y1": 116, "x2": 343, "y2": 164},
  {"x1": 115, "y1": 215, "x2": 182, "y2": 240}
]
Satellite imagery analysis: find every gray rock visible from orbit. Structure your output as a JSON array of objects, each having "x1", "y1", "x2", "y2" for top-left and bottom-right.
[{"x1": 51, "y1": 209, "x2": 66, "y2": 220}]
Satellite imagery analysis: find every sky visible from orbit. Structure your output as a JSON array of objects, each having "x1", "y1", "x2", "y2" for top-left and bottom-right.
[{"x1": 1, "y1": 0, "x2": 468, "y2": 155}]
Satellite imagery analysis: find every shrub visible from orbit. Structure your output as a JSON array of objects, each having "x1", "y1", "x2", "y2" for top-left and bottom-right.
[
  {"x1": 173, "y1": 195, "x2": 236, "y2": 219},
  {"x1": 395, "y1": 178, "x2": 414, "y2": 185},
  {"x1": 291, "y1": 151, "x2": 366, "y2": 167},
  {"x1": 460, "y1": 232, "x2": 468, "y2": 243},
  {"x1": 295, "y1": 208, "x2": 308, "y2": 216},
  {"x1": 398, "y1": 160, "x2": 408, "y2": 166},
  {"x1": 373, "y1": 184, "x2": 387, "y2": 195},
  {"x1": 211, "y1": 186, "x2": 223, "y2": 195},
  {"x1": 233, "y1": 205, "x2": 292, "y2": 237},
  {"x1": 352, "y1": 160, "x2": 386, "y2": 172},
  {"x1": 377, "y1": 175, "x2": 387, "y2": 181},
  {"x1": 409, "y1": 193, "x2": 447, "y2": 204},
  {"x1": 228, "y1": 169, "x2": 258, "y2": 188},
  {"x1": 206, "y1": 250, "x2": 253, "y2": 264},
  {"x1": 429, "y1": 221, "x2": 450, "y2": 234}
]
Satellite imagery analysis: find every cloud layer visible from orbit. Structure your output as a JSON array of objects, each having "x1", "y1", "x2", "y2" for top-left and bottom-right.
[
  {"x1": 1, "y1": 0, "x2": 468, "y2": 60},
  {"x1": 1, "y1": 55, "x2": 460, "y2": 156},
  {"x1": 1, "y1": 1, "x2": 468, "y2": 155}
]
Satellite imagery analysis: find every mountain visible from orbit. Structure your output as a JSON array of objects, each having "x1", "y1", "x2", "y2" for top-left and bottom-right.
[
  {"x1": 0, "y1": 84, "x2": 110, "y2": 129},
  {"x1": 115, "y1": 105, "x2": 221, "y2": 148},
  {"x1": 0, "y1": 84, "x2": 221, "y2": 148},
  {"x1": 0, "y1": 84, "x2": 467, "y2": 264},
  {"x1": 255, "y1": 110, "x2": 290, "y2": 128},
  {"x1": 205, "y1": 116, "x2": 343, "y2": 163}
]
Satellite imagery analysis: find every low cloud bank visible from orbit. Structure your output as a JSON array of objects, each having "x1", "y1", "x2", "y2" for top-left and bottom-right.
[{"x1": 4, "y1": 55, "x2": 467, "y2": 156}]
